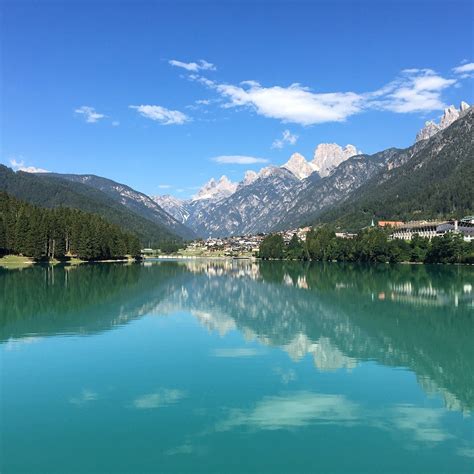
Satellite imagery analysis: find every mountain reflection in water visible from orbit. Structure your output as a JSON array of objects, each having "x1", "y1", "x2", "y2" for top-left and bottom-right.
[{"x1": 1, "y1": 260, "x2": 473, "y2": 415}]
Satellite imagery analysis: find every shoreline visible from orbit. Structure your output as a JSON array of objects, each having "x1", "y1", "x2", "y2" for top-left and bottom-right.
[
  {"x1": 2, "y1": 254, "x2": 472, "y2": 270},
  {"x1": 0, "y1": 255, "x2": 139, "y2": 270}
]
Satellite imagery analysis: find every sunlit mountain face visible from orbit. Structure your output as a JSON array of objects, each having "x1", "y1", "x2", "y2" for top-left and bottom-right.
[{"x1": 1, "y1": 261, "x2": 473, "y2": 472}]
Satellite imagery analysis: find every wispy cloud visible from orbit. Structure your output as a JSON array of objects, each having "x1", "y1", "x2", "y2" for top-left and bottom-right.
[
  {"x1": 212, "y1": 155, "x2": 269, "y2": 165},
  {"x1": 10, "y1": 158, "x2": 48, "y2": 173},
  {"x1": 217, "y1": 392, "x2": 359, "y2": 431},
  {"x1": 111, "y1": 120, "x2": 120, "y2": 127},
  {"x1": 215, "y1": 81, "x2": 363, "y2": 125},
  {"x1": 5, "y1": 336, "x2": 42, "y2": 351},
  {"x1": 169, "y1": 59, "x2": 216, "y2": 72},
  {"x1": 133, "y1": 388, "x2": 186, "y2": 409},
  {"x1": 181, "y1": 64, "x2": 463, "y2": 124},
  {"x1": 158, "y1": 184, "x2": 172, "y2": 189},
  {"x1": 130, "y1": 105, "x2": 189, "y2": 125},
  {"x1": 370, "y1": 68, "x2": 457, "y2": 113},
  {"x1": 214, "y1": 391, "x2": 455, "y2": 445},
  {"x1": 272, "y1": 129, "x2": 298, "y2": 149},
  {"x1": 391, "y1": 405, "x2": 452, "y2": 443},
  {"x1": 211, "y1": 347, "x2": 263, "y2": 357},
  {"x1": 452, "y1": 61, "x2": 474, "y2": 78},
  {"x1": 74, "y1": 105, "x2": 105, "y2": 123},
  {"x1": 69, "y1": 389, "x2": 98, "y2": 406}
]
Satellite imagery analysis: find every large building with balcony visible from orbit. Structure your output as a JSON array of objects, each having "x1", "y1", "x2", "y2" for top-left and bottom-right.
[{"x1": 390, "y1": 217, "x2": 474, "y2": 242}]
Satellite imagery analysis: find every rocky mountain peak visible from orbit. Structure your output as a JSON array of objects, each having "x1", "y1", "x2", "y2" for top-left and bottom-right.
[
  {"x1": 439, "y1": 105, "x2": 461, "y2": 129},
  {"x1": 282, "y1": 153, "x2": 317, "y2": 180},
  {"x1": 257, "y1": 165, "x2": 284, "y2": 179},
  {"x1": 416, "y1": 101, "x2": 471, "y2": 142},
  {"x1": 193, "y1": 175, "x2": 238, "y2": 201},
  {"x1": 312, "y1": 143, "x2": 361, "y2": 178},
  {"x1": 152, "y1": 194, "x2": 191, "y2": 223},
  {"x1": 242, "y1": 170, "x2": 258, "y2": 186}
]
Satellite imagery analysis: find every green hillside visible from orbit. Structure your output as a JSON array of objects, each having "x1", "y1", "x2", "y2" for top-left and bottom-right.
[
  {"x1": 0, "y1": 192, "x2": 141, "y2": 260},
  {"x1": 0, "y1": 165, "x2": 181, "y2": 246},
  {"x1": 317, "y1": 109, "x2": 474, "y2": 230}
]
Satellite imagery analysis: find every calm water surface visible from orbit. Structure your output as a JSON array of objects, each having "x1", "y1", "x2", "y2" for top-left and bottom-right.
[{"x1": 1, "y1": 260, "x2": 473, "y2": 473}]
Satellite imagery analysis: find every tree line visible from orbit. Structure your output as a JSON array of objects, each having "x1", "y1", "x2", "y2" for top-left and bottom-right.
[
  {"x1": 0, "y1": 192, "x2": 141, "y2": 260},
  {"x1": 259, "y1": 227, "x2": 474, "y2": 264}
]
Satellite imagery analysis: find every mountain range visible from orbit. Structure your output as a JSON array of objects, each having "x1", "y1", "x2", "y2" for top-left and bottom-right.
[
  {"x1": 1, "y1": 102, "x2": 472, "y2": 243},
  {"x1": 155, "y1": 102, "x2": 473, "y2": 237}
]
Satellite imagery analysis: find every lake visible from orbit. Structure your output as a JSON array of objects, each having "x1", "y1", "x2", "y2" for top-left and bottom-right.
[{"x1": 1, "y1": 260, "x2": 473, "y2": 473}]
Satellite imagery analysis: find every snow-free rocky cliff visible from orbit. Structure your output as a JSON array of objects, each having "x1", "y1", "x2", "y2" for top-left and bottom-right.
[
  {"x1": 281, "y1": 144, "x2": 361, "y2": 180},
  {"x1": 416, "y1": 102, "x2": 470, "y2": 142}
]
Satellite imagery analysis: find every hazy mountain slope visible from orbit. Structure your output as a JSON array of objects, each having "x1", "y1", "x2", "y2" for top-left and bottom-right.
[
  {"x1": 153, "y1": 194, "x2": 191, "y2": 223},
  {"x1": 0, "y1": 166, "x2": 182, "y2": 245},
  {"x1": 45, "y1": 173, "x2": 196, "y2": 240},
  {"x1": 316, "y1": 108, "x2": 474, "y2": 230},
  {"x1": 186, "y1": 167, "x2": 303, "y2": 237}
]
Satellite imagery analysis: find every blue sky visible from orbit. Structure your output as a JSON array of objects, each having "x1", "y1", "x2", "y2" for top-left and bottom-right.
[{"x1": 2, "y1": 0, "x2": 473, "y2": 198}]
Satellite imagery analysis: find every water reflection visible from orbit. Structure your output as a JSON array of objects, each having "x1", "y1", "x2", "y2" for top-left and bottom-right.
[{"x1": 1, "y1": 260, "x2": 473, "y2": 415}]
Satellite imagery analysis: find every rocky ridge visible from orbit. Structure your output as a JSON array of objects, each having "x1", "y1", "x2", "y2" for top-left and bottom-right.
[{"x1": 416, "y1": 101, "x2": 470, "y2": 142}]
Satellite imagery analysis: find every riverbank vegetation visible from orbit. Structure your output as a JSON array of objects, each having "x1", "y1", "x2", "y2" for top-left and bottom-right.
[
  {"x1": 259, "y1": 227, "x2": 474, "y2": 264},
  {"x1": 0, "y1": 192, "x2": 141, "y2": 261}
]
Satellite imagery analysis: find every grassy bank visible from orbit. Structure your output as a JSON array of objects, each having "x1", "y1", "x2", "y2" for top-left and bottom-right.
[
  {"x1": 0, "y1": 255, "x2": 139, "y2": 270},
  {"x1": 0, "y1": 255, "x2": 35, "y2": 269}
]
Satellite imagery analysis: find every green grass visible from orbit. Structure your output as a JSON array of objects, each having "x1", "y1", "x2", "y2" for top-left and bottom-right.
[{"x1": 0, "y1": 255, "x2": 35, "y2": 269}]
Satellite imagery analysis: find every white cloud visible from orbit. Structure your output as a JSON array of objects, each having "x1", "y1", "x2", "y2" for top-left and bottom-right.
[
  {"x1": 215, "y1": 81, "x2": 363, "y2": 125},
  {"x1": 10, "y1": 158, "x2": 48, "y2": 173},
  {"x1": 453, "y1": 62, "x2": 474, "y2": 78},
  {"x1": 69, "y1": 389, "x2": 98, "y2": 406},
  {"x1": 212, "y1": 155, "x2": 269, "y2": 164},
  {"x1": 5, "y1": 336, "x2": 42, "y2": 351},
  {"x1": 272, "y1": 129, "x2": 298, "y2": 149},
  {"x1": 133, "y1": 388, "x2": 186, "y2": 409},
  {"x1": 370, "y1": 69, "x2": 456, "y2": 113},
  {"x1": 217, "y1": 392, "x2": 359, "y2": 431},
  {"x1": 183, "y1": 65, "x2": 462, "y2": 124},
  {"x1": 111, "y1": 120, "x2": 120, "y2": 126},
  {"x1": 391, "y1": 405, "x2": 452, "y2": 443},
  {"x1": 169, "y1": 59, "x2": 216, "y2": 72},
  {"x1": 130, "y1": 105, "x2": 189, "y2": 125},
  {"x1": 453, "y1": 62, "x2": 474, "y2": 73},
  {"x1": 196, "y1": 99, "x2": 211, "y2": 105},
  {"x1": 211, "y1": 348, "x2": 262, "y2": 357},
  {"x1": 158, "y1": 184, "x2": 172, "y2": 189},
  {"x1": 74, "y1": 105, "x2": 105, "y2": 123}
]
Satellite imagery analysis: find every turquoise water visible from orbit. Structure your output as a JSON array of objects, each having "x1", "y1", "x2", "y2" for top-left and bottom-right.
[{"x1": 1, "y1": 260, "x2": 473, "y2": 473}]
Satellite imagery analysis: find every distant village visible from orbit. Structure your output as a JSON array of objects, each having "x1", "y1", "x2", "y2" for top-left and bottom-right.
[{"x1": 145, "y1": 216, "x2": 474, "y2": 258}]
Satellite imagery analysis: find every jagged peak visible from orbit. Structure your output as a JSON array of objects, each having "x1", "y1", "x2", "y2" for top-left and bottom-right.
[
  {"x1": 242, "y1": 170, "x2": 258, "y2": 186},
  {"x1": 193, "y1": 174, "x2": 238, "y2": 201},
  {"x1": 416, "y1": 101, "x2": 472, "y2": 142},
  {"x1": 257, "y1": 165, "x2": 293, "y2": 180},
  {"x1": 282, "y1": 153, "x2": 317, "y2": 180},
  {"x1": 312, "y1": 143, "x2": 362, "y2": 178}
]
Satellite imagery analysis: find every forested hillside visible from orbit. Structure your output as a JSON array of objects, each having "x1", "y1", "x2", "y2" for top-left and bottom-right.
[
  {"x1": 316, "y1": 109, "x2": 474, "y2": 230},
  {"x1": 0, "y1": 165, "x2": 181, "y2": 246},
  {"x1": 45, "y1": 173, "x2": 196, "y2": 240},
  {"x1": 0, "y1": 192, "x2": 141, "y2": 260}
]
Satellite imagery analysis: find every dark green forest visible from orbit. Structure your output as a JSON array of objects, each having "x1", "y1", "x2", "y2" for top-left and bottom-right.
[
  {"x1": 259, "y1": 227, "x2": 474, "y2": 264},
  {"x1": 0, "y1": 165, "x2": 182, "y2": 247},
  {"x1": 0, "y1": 192, "x2": 141, "y2": 260},
  {"x1": 316, "y1": 110, "x2": 474, "y2": 231}
]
